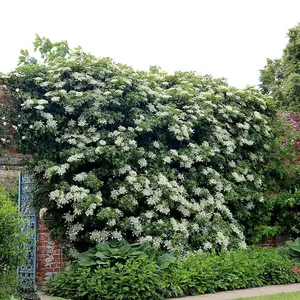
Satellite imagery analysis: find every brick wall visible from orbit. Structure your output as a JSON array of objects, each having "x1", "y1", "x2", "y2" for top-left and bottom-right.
[
  {"x1": 36, "y1": 218, "x2": 68, "y2": 286},
  {"x1": 258, "y1": 237, "x2": 277, "y2": 248}
]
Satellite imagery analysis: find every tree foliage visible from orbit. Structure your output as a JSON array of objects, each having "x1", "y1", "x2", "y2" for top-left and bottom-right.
[{"x1": 260, "y1": 23, "x2": 300, "y2": 110}]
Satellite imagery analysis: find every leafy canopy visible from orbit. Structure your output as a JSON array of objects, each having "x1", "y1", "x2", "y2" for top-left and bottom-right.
[{"x1": 260, "y1": 23, "x2": 300, "y2": 110}]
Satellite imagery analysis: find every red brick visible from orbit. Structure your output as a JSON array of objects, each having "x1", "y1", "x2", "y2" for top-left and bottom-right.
[{"x1": 36, "y1": 217, "x2": 68, "y2": 287}]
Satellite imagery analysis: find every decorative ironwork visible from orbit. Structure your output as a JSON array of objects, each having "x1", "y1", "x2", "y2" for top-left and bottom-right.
[{"x1": 18, "y1": 173, "x2": 37, "y2": 291}]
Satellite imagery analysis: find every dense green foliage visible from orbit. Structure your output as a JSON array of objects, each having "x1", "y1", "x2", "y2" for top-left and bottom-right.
[
  {"x1": 260, "y1": 23, "x2": 300, "y2": 110},
  {"x1": 281, "y1": 238, "x2": 300, "y2": 260},
  {"x1": 47, "y1": 246, "x2": 300, "y2": 300},
  {"x1": 76, "y1": 241, "x2": 175, "y2": 269},
  {"x1": 0, "y1": 37, "x2": 276, "y2": 253},
  {"x1": 0, "y1": 185, "x2": 26, "y2": 299},
  {"x1": 0, "y1": 184, "x2": 26, "y2": 271},
  {"x1": 0, "y1": 271, "x2": 19, "y2": 300},
  {"x1": 244, "y1": 117, "x2": 300, "y2": 243}
]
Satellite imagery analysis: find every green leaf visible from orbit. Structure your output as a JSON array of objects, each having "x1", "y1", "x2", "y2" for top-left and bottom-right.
[{"x1": 157, "y1": 254, "x2": 176, "y2": 269}]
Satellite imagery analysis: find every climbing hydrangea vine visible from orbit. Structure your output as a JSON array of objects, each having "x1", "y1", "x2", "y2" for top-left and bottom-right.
[{"x1": 1, "y1": 45, "x2": 275, "y2": 253}]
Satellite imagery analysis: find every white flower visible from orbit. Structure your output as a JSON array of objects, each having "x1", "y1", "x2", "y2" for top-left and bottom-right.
[
  {"x1": 216, "y1": 231, "x2": 229, "y2": 249},
  {"x1": 228, "y1": 161, "x2": 236, "y2": 168},
  {"x1": 38, "y1": 99, "x2": 48, "y2": 105},
  {"x1": 39, "y1": 208, "x2": 47, "y2": 219},
  {"x1": 35, "y1": 105, "x2": 45, "y2": 110},
  {"x1": 153, "y1": 141, "x2": 160, "y2": 148},
  {"x1": 67, "y1": 153, "x2": 84, "y2": 163},
  {"x1": 148, "y1": 152, "x2": 156, "y2": 159},
  {"x1": 111, "y1": 231, "x2": 123, "y2": 240},
  {"x1": 65, "y1": 105, "x2": 75, "y2": 113},
  {"x1": 253, "y1": 111, "x2": 262, "y2": 120},
  {"x1": 56, "y1": 163, "x2": 70, "y2": 176},
  {"x1": 144, "y1": 211, "x2": 154, "y2": 219},
  {"x1": 203, "y1": 241, "x2": 212, "y2": 250},
  {"x1": 74, "y1": 172, "x2": 88, "y2": 182},
  {"x1": 118, "y1": 186, "x2": 127, "y2": 195},
  {"x1": 115, "y1": 136, "x2": 123, "y2": 146},
  {"x1": 68, "y1": 223, "x2": 84, "y2": 241},
  {"x1": 111, "y1": 189, "x2": 119, "y2": 200},
  {"x1": 85, "y1": 203, "x2": 97, "y2": 216},
  {"x1": 232, "y1": 172, "x2": 245, "y2": 182},
  {"x1": 138, "y1": 158, "x2": 148, "y2": 168},
  {"x1": 246, "y1": 174, "x2": 254, "y2": 181},
  {"x1": 90, "y1": 230, "x2": 109, "y2": 243},
  {"x1": 163, "y1": 156, "x2": 171, "y2": 163},
  {"x1": 51, "y1": 96, "x2": 60, "y2": 102},
  {"x1": 170, "y1": 149, "x2": 178, "y2": 156},
  {"x1": 78, "y1": 119, "x2": 87, "y2": 127}
]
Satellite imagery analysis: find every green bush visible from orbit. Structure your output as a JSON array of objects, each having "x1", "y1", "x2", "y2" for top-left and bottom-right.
[
  {"x1": 0, "y1": 270, "x2": 19, "y2": 300},
  {"x1": 0, "y1": 185, "x2": 27, "y2": 299},
  {"x1": 1, "y1": 36, "x2": 276, "y2": 252},
  {"x1": 47, "y1": 246, "x2": 299, "y2": 300}
]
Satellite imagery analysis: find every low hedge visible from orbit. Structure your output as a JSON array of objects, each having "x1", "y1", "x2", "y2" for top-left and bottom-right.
[{"x1": 47, "y1": 246, "x2": 300, "y2": 300}]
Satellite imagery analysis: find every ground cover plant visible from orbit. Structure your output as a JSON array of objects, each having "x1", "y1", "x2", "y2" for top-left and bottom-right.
[
  {"x1": 0, "y1": 36, "x2": 276, "y2": 253},
  {"x1": 47, "y1": 245, "x2": 300, "y2": 300}
]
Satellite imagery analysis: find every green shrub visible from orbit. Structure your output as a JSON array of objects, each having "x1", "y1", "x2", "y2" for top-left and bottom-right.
[
  {"x1": 1, "y1": 36, "x2": 276, "y2": 253},
  {"x1": 48, "y1": 258, "x2": 168, "y2": 300},
  {"x1": 0, "y1": 185, "x2": 27, "y2": 299},
  {"x1": 172, "y1": 247, "x2": 298, "y2": 297},
  {"x1": 0, "y1": 270, "x2": 18, "y2": 300},
  {"x1": 47, "y1": 246, "x2": 299, "y2": 300}
]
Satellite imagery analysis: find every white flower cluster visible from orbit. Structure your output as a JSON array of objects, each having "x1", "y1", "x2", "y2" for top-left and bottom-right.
[{"x1": 16, "y1": 56, "x2": 274, "y2": 253}]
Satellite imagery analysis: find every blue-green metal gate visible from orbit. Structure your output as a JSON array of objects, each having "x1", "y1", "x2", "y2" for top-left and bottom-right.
[{"x1": 17, "y1": 173, "x2": 37, "y2": 291}]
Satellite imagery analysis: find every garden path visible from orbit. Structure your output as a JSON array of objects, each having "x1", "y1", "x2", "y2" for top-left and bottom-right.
[
  {"x1": 38, "y1": 283, "x2": 300, "y2": 300},
  {"x1": 168, "y1": 283, "x2": 300, "y2": 300}
]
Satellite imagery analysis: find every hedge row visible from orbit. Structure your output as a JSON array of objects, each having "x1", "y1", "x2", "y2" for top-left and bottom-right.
[{"x1": 47, "y1": 246, "x2": 300, "y2": 300}]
